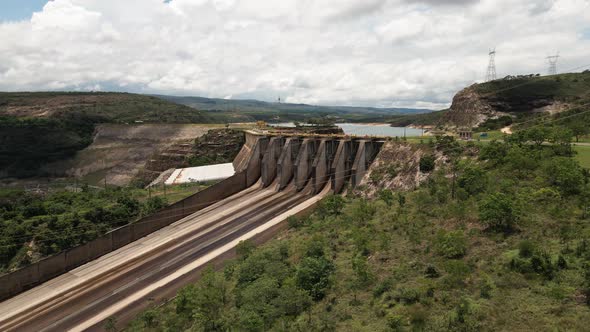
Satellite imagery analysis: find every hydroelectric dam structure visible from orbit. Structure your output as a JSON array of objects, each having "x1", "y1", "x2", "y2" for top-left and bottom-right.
[{"x1": 0, "y1": 131, "x2": 382, "y2": 331}]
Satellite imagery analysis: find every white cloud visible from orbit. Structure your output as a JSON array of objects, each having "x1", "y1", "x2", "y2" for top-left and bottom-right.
[{"x1": 0, "y1": 0, "x2": 589, "y2": 109}]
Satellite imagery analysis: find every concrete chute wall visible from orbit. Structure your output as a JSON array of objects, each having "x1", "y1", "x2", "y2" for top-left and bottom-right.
[
  {"x1": 294, "y1": 139, "x2": 319, "y2": 191},
  {"x1": 351, "y1": 140, "x2": 367, "y2": 188},
  {"x1": 311, "y1": 139, "x2": 337, "y2": 195},
  {"x1": 261, "y1": 137, "x2": 284, "y2": 187},
  {"x1": 330, "y1": 140, "x2": 350, "y2": 194},
  {"x1": 277, "y1": 137, "x2": 300, "y2": 190}
]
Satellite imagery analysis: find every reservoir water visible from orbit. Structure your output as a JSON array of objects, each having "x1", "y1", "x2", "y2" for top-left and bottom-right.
[{"x1": 269, "y1": 123, "x2": 424, "y2": 137}]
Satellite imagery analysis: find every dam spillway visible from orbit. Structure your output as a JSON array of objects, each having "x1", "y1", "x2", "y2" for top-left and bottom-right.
[{"x1": 0, "y1": 130, "x2": 382, "y2": 332}]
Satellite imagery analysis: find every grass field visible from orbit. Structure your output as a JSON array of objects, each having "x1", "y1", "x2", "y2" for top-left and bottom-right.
[{"x1": 574, "y1": 144, "x2": 590, "y2": 169}]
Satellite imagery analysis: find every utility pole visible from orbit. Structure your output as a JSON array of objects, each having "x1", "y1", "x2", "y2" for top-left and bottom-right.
[
  {"x1": 486, "y1": 48, "x2": 497, "y2": 82},
  {"x1": 547, "y1": 53, "x2": 559, "y2": 76}
]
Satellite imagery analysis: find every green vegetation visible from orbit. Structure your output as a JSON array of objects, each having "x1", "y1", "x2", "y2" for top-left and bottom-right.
[
  {"x1": 475, "y1": 72, "x2": 590, "y2": 133},
  {"x1": 574, "y1": 145, "x2": 590, "y2": 169},
  {"x1": 475, "y1": 72, "x2": 590, "y2": 107},
  {"x1": 0, "y1": 92, "x2": 219, "y2": 177},
  {"x1": 128, "y1": 131, "x2": 590, "y2": 331},
  {"x1": 156, "y1": 95, "x2": 433, "y2": 124},
  {"x1": 0, "y1": 116, "x2": 96, "y2": 177},
  {"x1": 0, "y1": 182, "x2": 206, "y2": 272},
  {"x1": 0, "y1": 92, "x2": 214, "y2": 123}
]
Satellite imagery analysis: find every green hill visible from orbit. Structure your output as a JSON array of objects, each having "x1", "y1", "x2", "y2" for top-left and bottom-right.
[
  {"x1": 390, "y1": 71, "x2": 590, "y2": 129},
  {"x1": 0, "y1": 92, "x2": 215, "y2": 178},
  {"x1": 155, "y1": 94, "x2": 433, "y2": 123},
  {"x1": 127, "y1": 133, "x2": 590, "y2": 331},
  {"x1": 446, "y1": 71, "x2": 590, "y2": 129}
]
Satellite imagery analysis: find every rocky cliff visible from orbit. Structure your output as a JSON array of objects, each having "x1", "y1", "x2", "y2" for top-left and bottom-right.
[{"x1": 443, "y1": 72, "x2": 590, "y2": 129}]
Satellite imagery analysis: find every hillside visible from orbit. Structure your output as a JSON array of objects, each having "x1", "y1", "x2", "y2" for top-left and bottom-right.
[
  {"x1": 389, "y1": 71, "x2": 590, "y2": 130},
  {"x1": 155, "y1": 95, "x2": 433, "y2": 123},
  {"x1": 0, "y1": 92, "x2": 215, "y2": 178},
  {"x1": 444, "y1": 71, "x2": 590, "y2": 128},
  {"x1": 127, "y1": 132, "x2": 590, "y2": 331},
  {"x1": 0, "y1": 92, "x2": 214, "y2": 123}
]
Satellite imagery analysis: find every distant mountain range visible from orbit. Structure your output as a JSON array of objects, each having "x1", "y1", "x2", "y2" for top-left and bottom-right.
[{"x1": 154, "y1": 95, "x2": 434, "y2": 123}]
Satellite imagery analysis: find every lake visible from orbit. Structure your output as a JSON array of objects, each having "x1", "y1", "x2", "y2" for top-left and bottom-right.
[{"x1": 269, "y1": 123, "x2": 424, "y2": 137}]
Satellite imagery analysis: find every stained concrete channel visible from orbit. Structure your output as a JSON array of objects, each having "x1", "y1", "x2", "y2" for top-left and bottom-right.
[{"x1": 0, "y1": 130, "x2": 383, "y2": 331}]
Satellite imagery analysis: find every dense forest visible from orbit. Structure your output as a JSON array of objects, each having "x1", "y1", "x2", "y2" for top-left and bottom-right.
[
  {"x1": 0, "y1": 186, "x2": 167, "y2": 272},
  {"x1": 127, "y1": 127, "x2": 590, "y2": 331}
]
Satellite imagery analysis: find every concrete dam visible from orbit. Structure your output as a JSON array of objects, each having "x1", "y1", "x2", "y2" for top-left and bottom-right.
[{"x1": 0, "y1": 131, "x2": 382, "y2": 331}]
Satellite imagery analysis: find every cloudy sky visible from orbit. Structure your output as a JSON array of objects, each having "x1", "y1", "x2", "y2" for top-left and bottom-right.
[{"x1": 0, "y1": 0, "x2": 589, "y2": 109}]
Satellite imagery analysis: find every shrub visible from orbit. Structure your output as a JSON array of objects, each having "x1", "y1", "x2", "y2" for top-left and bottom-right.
[
  {"x1": 424, "y1": 265, "x2": 440, "y2": 278},
  {"x1": 378, "y1": 189, "x2": 395, "y2": 206},
  {"x1": 543, "y1": 157, "x2": 585, "y2": 195},
  {"x1": 479, "y1": 193, "x2": 521, "y2": 232},
  {"x1": 435, "y1": 230, "x2": 467, "y2": 259},
  {"x1": 394, "y1": 286, "x2": 420, "y2": 304},
  {"x1": 457, "y1": 165, "x2": 487, "y2": 196},
  {"x1": 518, "y1": 240, "x2": 536, "y2": 258},
  {"x1": 373, "y1": 277, "x2": 394, "y2": 298},
  {"x1": 419, "y1": 155, "x2": 436, "y2": 173},
  {"x1": 319, "y1": 195, "x2": 345, "y2": 216},
  {"x1": 387, "y1": 314, "x2": 405, "y2": 331},
  {"x1": 479, "y1": 274, "x2": 495, "y2": 299}
]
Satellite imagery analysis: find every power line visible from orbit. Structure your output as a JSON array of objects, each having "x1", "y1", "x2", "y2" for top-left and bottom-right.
[
  {"x1": 486, "y1": 48, "x2": 497, "y2": 82},
  {"x1": 547, "y1": 52, "x2": 560, "y2": 76},
  {"x1": 479, "y1": 62, "x2": 590, "y2": 99}
]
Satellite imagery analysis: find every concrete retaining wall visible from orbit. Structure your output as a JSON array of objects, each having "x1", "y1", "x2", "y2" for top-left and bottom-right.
[{"x1": 0, "y1": 171, "x2": 248, "y2": 301}]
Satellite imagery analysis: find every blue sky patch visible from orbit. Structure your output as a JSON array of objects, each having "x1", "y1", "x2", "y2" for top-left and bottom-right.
[{"x1": 0, "y1": 0, "x2": 48, "y2": 22}]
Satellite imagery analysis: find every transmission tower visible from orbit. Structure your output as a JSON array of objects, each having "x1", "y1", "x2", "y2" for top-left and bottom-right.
[
  {"x1": 546, "y1": 53, "x2": 559, "y2": 75},
  {"x1": 486, "y1": 48, "x2": 497, "y2": 82}
]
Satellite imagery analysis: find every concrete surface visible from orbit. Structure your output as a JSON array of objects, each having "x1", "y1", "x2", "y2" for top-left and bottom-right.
[{"x1": 165, "y1": 163, "x2": 235, "y2": 185}]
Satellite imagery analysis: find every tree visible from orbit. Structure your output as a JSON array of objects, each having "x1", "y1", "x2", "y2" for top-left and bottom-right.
[
  {"x1": 419, "y1": 154, "x2": 436, "y2": 173},
  {"x1": 142, "y1": 196, "x2": 167, "y2": 215},
  {"x1": 457, "y1": 165, "x2": 487, "y2": 196},
  {"x1": 175, "y1": 268, "x2": 228, "y2": 330},
  {"x1": 549, "y1": 126, "x2": 573, "y2": 155},
  {"x1": 295, "y1": 257, "x2": 335, "y2": 300},
  {"x1": 236, "y1": 240, "x2": 256, "y2": 260},
  {"x1": 524, "y1": 126, "x2": 550, "y2": 147},
  {"x1": 570, "y1": 121, "x2": 590, "y2": 142},
  {"x1": 435, "y1": 230, "x2": 467, "y2": 258},
  {"x1": 479, "y1": 193, "x2": 521, "y2": 232},
  {"x1": 319, "y1": 195, "x2": 345, "y2": 216},
  {"x1": 543, "y1": 157, "x2": 585, "y2": 195}
]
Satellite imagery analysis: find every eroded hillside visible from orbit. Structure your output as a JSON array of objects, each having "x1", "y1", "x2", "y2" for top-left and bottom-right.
[{"x1": 444, "y1": 71, "x2": 590, "y2": 128}]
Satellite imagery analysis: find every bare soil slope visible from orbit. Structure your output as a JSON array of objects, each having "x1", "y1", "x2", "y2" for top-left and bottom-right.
[{"x1": 42, "y1": 124, "x2": 212, "y2": 186}]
